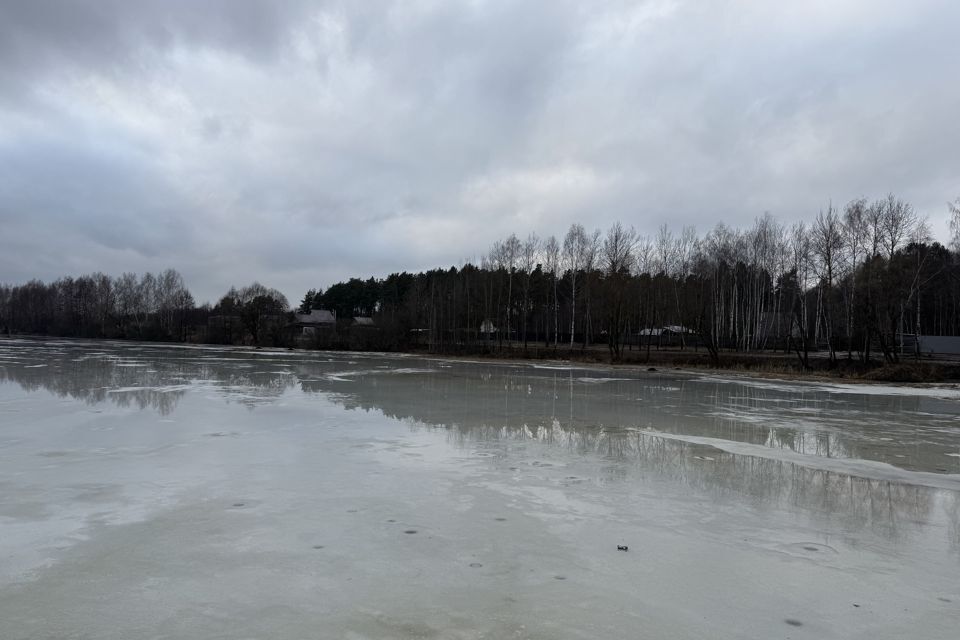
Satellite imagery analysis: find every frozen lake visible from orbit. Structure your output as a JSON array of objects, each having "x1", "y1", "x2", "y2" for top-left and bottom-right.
[{"x1": 1, "y1": 338, "x2": 959, "y2": 639}]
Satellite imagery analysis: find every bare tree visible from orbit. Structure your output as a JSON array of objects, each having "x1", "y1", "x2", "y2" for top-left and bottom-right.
[
  {"x1": 743, "y1": 215, "x2": 778, "y2": 351},
  {"x1": 651, "y1": 224, "x2": 676, "y2": 350},
  {"x1": 949, "y1": 197, "x2": 960, "y2": 249},
  {"x1": 90, "y1": 272, "x2": 115, "y2": 336},
  {"x1": 234, "y1": 282, "x2": 289, "y2": 345},
  {"x1": 602, "y1": 222, "x2": 636, "y2": 358},
  {"x1": 115, "y1": 272, "x2": 139, "y2": 335},
  {"x1": 841, "y1": 198, "x2": 869, "y2": 359},
  {"x1": 866, "y1": 199, "x2": 884, "y2": 258},
  {"x1": 563, "y1": 224, "x2": 588, "y2": 347},
  {"x1": 519, "y1": 232, "x2": 540, "y2": 347},
  {"x1": 879, "y1": 193, "x2": 917, "y2": 259},
  {"x1": 790, "y1": 222, "x2": 813, "y2": 369},
  {"x1": 655, "y1": 224, "x2": 676, "y2": 277},
  {"x1": 673, "y1": 226, "x2": 697, "y2": 347},
  {"x1": 633, "y1": 234, "x2": 654, "y2": 352},
  {"x1": 502, "y1": 234, "x2": 521, "y2": 343},
  {"x1": 634, "y1": 235, "x2": 654, "y2": 274},
  {"x1": 136, "y1": 272, "x2": 157, "y2": 334},
  {"x1": 811, "y1": 204, "x2": 843, "y2": 364},
  {"x1": 542, "y1": 235, "x2": 560, "y2": 347},
  {"x1": 581, "y1": 228, "x2": 602, "y2": 347},
  {"x1": 602, "y1": 223, "x2": 637, "y2": 275},
  {"x1": 486, "y1": 234, "x2": 522, "y2": 346}
]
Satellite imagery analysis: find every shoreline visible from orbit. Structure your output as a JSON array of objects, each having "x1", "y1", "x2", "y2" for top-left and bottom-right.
[
  {"x1": 422, "y1": 350, "x2": 960, "y2": 395},
  {"x1": 4, "y1": 333, "x2": 960, "y2": 390}
]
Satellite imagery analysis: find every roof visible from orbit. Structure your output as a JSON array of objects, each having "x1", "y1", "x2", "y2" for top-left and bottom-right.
[
  {"x1": 294, "y1": 309, "x2": 335, "y2": 325},
  {"x1": 638, "y1": 325, "x2": 692, "y2": 336}
]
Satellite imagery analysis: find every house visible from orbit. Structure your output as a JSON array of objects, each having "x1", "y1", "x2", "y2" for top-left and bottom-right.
[
  {"x1": 353, "y1": 316, "x2": 375, "y2": 327},
  {"x1": 479, "y1": 319, "x2": 497, "y2": 335},
  {"x1": 637, "y1": 325, "x2": 693, "y2": 348},
  {"x1": 915, "y1": 335, "x2": 960, "y2": 356},
  {"x1": 638, "y1": 325, "x2": 691, "y2": 337},
  {"x1": 292, "y1": 309, "x2": 336, "y2": 336}
]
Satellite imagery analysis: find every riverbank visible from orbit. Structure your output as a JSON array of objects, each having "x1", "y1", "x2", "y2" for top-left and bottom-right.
[
  {"x1": 4, "y1": 334, "x2": 959, "y2": 384},
  {"x1": 407, "y1": 343, "x2": 960, "y2": 384}
]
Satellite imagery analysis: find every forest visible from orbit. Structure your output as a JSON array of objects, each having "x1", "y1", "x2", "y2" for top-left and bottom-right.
[{"x1": 3, "y1": 195, "x2": 960, "y2": 371}]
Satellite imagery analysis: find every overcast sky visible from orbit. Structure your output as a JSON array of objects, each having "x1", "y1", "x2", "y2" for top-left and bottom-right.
[{"x1": 1, "y1": 0, "x2": 958, "y2": 303}]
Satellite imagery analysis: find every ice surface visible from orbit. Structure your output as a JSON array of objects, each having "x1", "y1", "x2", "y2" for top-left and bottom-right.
[
  {"x1": 0, "y1": 338, "x2": 958, "y2": 639},
  {"x1": 699, "y1": 374, "x2": 960, "y2": 400}
]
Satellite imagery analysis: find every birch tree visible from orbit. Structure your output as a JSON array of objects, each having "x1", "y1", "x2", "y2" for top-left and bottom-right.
[
  {"x1": 563, "y1": 224, "x2": 588, "y2": 347},
  {"x1": 542, "y1": 235, "x2": 560, "y2": 347},
  {"x1": 602, "y1": 222, "x2": 636, "y2": 359},
  {"x1": 811, "y1": 205, "x2": 843, "y2": 365},
  {"x1": 519, "y1": 233, "x2": 540, "y2": 347},
  {"x1": 949, "y1": 197, "x2": 960, "y2": 249}
]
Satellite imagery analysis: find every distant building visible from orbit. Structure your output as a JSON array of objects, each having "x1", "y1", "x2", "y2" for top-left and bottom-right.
[
  {"x1": 292, "y1": 309, "x2": 336, "y2": 336},
  {"x1": 638, "y1": 325, "x2": 691, "y2": 337},
  {"x1": 352, "y1": 316, "x2": 375, "y2": 327},
  {"x1": 916, "y1": 335, "x2": 960, "y2": 356},
  {"x1": 637, "y1": 325, "x2": 693, "y2": 348},
  {"x1": 479, "y1": 319, "x2": 497, "y2": 335}
]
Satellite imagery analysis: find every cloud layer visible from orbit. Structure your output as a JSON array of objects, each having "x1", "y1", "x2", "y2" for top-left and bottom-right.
[{"x1": 2, "y1": 0, "x2": 958, "y2": 302}]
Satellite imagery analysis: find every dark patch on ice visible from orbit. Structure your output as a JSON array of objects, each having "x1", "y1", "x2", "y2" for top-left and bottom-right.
[
  {"x1": 554, "y1": 575, "x2": 567, "y2": 580},
  {"x1": 647, "y1": 367, "x2": 657, "y2": 372},
  {"x1": 312, "y1": 545, "x2": 324, "y2": 549},
  {"x1": 784, "y1": 619, "x2": 803, "y2": 627},
  {"x1": 495, "y1": 517, "x2": 507, "y2": 521},
  {"x1": 938, "y1": 597, "x2": 952, "y2": 603},
  {"x1": 853, "y1": 603, "x2": 860, "y2": 607},
  {"x1": 782, "y1": 542, "x2": 838, "y2": 555},
  {"x1": 404, "y1": 529, "x2": 418, "y2": 534},
  {"x1": 469, "y1": 563, "x2": 482, "y2": 568},
  {"x1": 347, "y1": 509, "x2": 358, "y2": 513},
  {"x1": 232, "y1": 503, "x2": 245, "y2": 507},
  {"x1": 387, "y1": 519, "x2": 396, "y2": 522}
]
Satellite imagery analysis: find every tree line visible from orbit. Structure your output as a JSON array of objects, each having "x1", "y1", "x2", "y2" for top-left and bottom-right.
[
  {"x1": 0, "y1": 272, "x2": 289, "y2": 347},
  {"x1": 3, "y1": 195, "x2": 960, "y2": 367}
]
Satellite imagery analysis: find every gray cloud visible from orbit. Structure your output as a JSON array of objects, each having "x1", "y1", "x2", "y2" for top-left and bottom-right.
[{"x1": 1, "y1": 0, "x2": 959, "y2": 302}]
